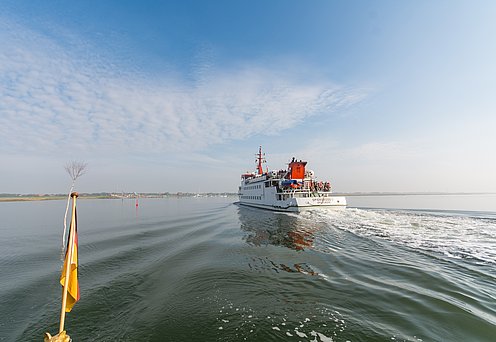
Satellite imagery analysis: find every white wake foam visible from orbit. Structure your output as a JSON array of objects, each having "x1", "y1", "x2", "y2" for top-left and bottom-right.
[{"x1": 301, "y1": 208, "x2": 496, "y2": 264}]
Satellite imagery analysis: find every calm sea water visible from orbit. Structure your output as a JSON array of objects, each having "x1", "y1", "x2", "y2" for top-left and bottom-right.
[{"x1": 1, "y1": 194, "x2": 495, "y2": 341}]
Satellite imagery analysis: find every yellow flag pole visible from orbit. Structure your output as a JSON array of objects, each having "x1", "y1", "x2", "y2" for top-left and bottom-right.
[{"x1": 59, "y1": 192, "x2": 78, "y2": 333}]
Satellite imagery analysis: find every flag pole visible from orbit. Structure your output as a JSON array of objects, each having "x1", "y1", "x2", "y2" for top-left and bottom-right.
[{"x1": 59, "y1": 192, "x2": 78, "y2": 333}]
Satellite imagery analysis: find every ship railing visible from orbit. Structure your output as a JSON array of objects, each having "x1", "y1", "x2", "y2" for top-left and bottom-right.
[{"x1": 277, "y1": 188, "x2": 333, "y2": 198}]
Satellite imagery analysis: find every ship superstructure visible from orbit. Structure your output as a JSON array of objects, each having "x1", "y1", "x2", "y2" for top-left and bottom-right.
[{"x1": 238, "y1": 147, "x2": 346, "y2": 211}]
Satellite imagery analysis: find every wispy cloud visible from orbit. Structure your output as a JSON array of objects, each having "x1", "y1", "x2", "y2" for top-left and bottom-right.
[{"x1": 0, "y1": 18, "x2": 367, "y2": 157}]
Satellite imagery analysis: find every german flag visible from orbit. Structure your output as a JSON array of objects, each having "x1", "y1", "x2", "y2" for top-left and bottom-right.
[{"x1": 60, "y1": 209, "x2": 80, "y2": 312}]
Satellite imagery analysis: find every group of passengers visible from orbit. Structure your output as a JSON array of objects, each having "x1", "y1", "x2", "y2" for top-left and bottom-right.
[
  {"x1": 310, "y1": 181, "x2": 331, "y2": 192},
  {"x1": 280, "y1": 180, "x2": 331, "y2": 192}
]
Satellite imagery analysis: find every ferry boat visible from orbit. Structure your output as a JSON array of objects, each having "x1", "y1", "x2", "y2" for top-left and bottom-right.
[{"x1": 238, "y1": 147, "x2": 346, "y2": 211}]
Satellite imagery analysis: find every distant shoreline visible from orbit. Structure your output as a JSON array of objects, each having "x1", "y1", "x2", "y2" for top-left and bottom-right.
[
  {"x1": 0, "y1": 196, "x2": 65, "y2": 202},
  {"x1": 0, "y1": 193, "x2": 237, "y2": 203},
  {"x1": 0, "y1": 192, "x2": 494, "y2": 203},
  {"x1": 0, "y1": 195, "x2": 113, "y2": 202}
]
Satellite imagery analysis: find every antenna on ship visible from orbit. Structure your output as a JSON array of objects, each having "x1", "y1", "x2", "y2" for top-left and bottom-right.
[{"x1": 255, "y1": 146, "x2": 266, "y2": 175}]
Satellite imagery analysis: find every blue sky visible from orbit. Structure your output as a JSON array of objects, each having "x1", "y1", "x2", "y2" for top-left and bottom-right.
[{"x1": 1, "y1": 0, "x2": 495, "y2": 193}]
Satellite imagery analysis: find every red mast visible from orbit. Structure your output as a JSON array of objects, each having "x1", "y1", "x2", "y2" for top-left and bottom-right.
[{"x1": 255, "y1": 146, "x2": 265, "y2": 175}]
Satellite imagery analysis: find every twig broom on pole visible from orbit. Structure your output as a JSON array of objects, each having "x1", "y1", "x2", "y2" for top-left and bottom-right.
[{"x1": 45, "y1": 162, "x2": 86, "y2": 342}]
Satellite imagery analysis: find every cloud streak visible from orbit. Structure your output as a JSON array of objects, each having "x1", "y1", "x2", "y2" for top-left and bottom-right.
[{"x1": 0, "y1": 18, "x2": 367, "y2": 157}]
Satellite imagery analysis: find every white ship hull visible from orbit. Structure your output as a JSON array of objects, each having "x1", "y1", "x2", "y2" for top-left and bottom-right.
[{"x1": 237, "y1": 196, "x2": 347, "y2": 212}]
